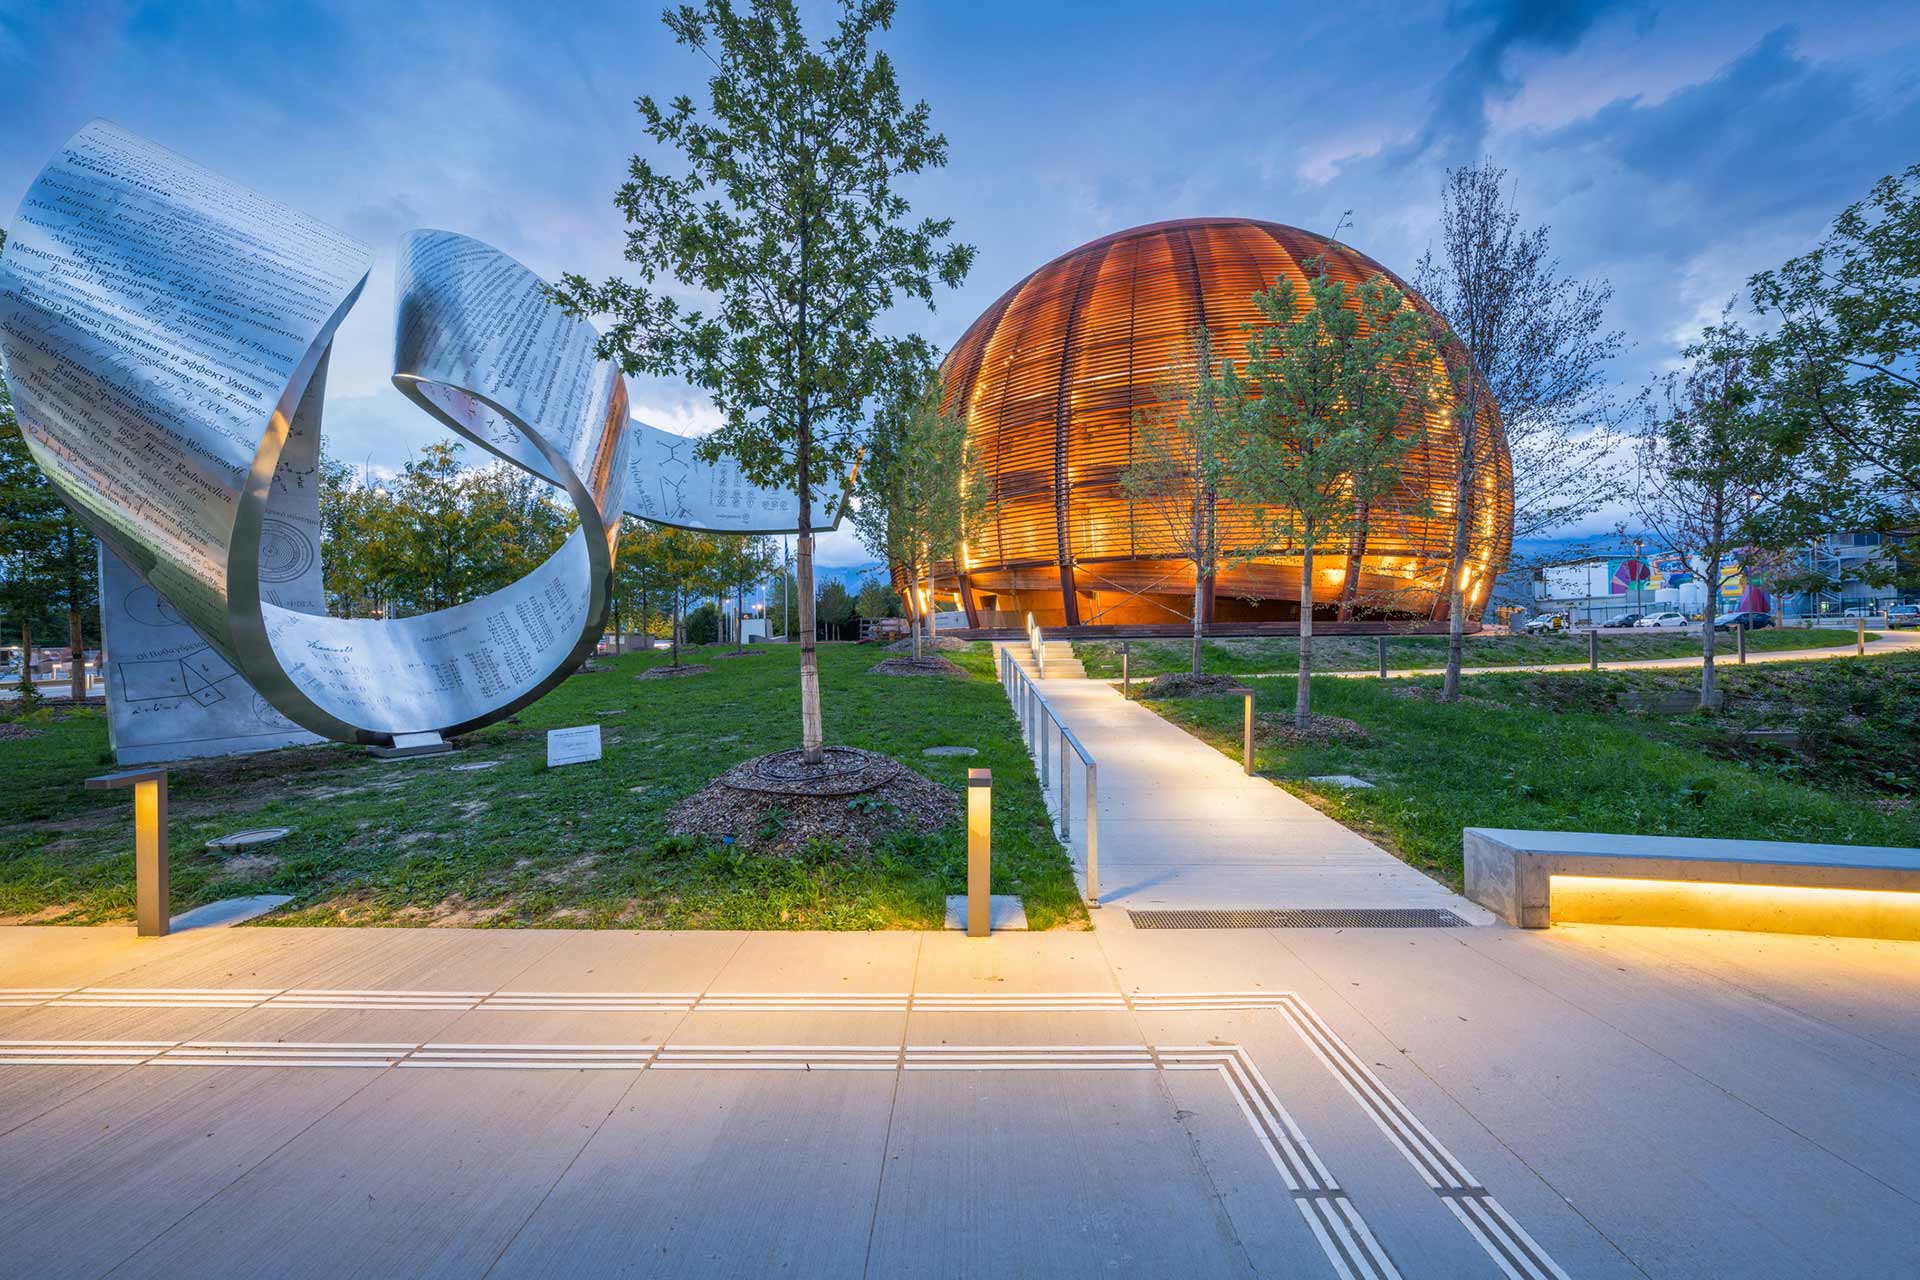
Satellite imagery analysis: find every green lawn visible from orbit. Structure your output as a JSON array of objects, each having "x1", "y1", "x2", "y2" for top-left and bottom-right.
[
  {"x1": 1074, "y1": 627, "x2": 1872, "y2": 680},
  {"x1": 1135, "y1": 653, "x2": 1920, "y2": 889},
  {"x1": 0, "y1": 643, "x2": 1084, "y2": 930}
]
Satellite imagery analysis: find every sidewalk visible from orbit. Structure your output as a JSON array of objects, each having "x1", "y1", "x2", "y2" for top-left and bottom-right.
[
  {"x1": 2, "y1": 920, "x2": 1916, "y2": 1279},
  {"x1": 1000, "y1": 646, "x2": 1482, "y2": 922}
]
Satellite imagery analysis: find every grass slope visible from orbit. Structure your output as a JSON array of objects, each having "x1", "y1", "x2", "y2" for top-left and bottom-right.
[
  {"x1": 1137, "y1": 654, "x2": 1920, "y2": 890},
  {"x1": 0, "y1": 643, "x2": 1084, "y2": 930},
  {"x1": 1075, "y1": 627, "x2": 1872, "y2": 680}
]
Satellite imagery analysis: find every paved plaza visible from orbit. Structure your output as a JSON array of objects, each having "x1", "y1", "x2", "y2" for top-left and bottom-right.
[{"x1": 2, "y1": 920, "x2": 1917, "y2": 1278}]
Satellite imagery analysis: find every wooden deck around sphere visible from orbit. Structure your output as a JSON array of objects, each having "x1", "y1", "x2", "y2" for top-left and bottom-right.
[{"x1": 916, "y1": 217, "x2": 1513, "y2": 632}]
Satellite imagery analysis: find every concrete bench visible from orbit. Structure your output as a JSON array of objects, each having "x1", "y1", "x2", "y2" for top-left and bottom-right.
[{"x1": 1464, "y1": 827, "x2": 1920, "y2": 940}]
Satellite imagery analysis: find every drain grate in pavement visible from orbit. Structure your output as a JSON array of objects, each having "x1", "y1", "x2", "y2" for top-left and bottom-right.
[{"x1": 1127, "y1": 908, "x2": 1469, "y2": 930}]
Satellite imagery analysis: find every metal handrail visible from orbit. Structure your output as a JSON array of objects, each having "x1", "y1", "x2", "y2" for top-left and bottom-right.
[{"x1": 999, "y1": 646, "x2": 1098, "y2": 906}]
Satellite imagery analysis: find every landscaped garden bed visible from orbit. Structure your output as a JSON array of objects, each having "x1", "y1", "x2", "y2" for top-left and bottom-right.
[
  {"x1": 1135, "y1": 653, "x2": 1920, "y2": 890},
  {"x1": 1074, "y1": 627, "x2": 1874, "y2": 680},
  {"x1": 0, "y1": 643, "x2": 1085, "y2": 930}
]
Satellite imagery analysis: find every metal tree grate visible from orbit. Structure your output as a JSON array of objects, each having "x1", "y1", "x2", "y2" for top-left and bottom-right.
[{"x1": 1128, "y1": 908, "x2": 1471, "y2": 930}]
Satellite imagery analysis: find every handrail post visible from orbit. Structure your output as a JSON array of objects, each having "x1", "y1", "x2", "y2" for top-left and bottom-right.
[
  {"x1": 1060, "y1": 736, "x2": 1071, "y2": 839},
  {"x1": 1040, "y1": 704, "x2": 1051, "y2": 790},
  {"x1": 1085, "y1": 762, "x2": 1099, "y2": 908},
  {"x1": 1242, "y1": 691, "x2": 1255, "y2": 776}
]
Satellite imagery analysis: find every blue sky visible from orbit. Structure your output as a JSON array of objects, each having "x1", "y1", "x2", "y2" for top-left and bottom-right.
[{"x1": 4, "y1": 0, "x2": 1918, "y2": 565}]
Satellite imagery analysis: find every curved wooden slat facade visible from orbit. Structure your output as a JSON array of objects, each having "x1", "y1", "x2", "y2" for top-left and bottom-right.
[{"x1": 918, "y1": 217, "x2": 1513, "y2": 631}]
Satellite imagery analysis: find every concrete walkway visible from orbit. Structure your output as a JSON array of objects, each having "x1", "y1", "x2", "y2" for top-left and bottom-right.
[
  {"x1": 1001, "y1": 646, "x2": 1482, "y2": 922},
  {"x1": 3, "y1": 920, "x2": 1917, "y2": 1279}
]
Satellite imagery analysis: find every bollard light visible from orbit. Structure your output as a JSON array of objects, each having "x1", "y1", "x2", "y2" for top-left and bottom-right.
[
  {"x1": 1589, "y1": 629, "x2": 1599, "y2": 671},
  {"x1": 1737, "y1": 622, "x2": 1747, "y2": 664},
  {"x1": 1858, "y1": 617, "x2": 1866, "y2": 655},
  {"x1": 967, "y1": 768, "x2": 992, "y2": 937},
  {"x1": 1377, "y1": 634, "x2": 1387, "y2": 678},
  {"x1": 1242, "y1": 691, "x2": 1255, "y2": 776},
  {"x1": 85, "y1": 767, "x2": 170, "y2": 936}
]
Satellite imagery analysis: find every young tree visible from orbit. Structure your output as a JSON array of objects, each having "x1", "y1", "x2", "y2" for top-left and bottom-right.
[
  {"x1": 1750, "y1": 163, "x2": 1920, "y2": 570},
  {"x1": 653, "y1": 527, "x2": 721, "y2": 668},
  {"x1": 0, "y1": 280, "x2": 99, "y2": 703},
  {"x1": 1413, "y1": 160, "x2": 1626, "y2": 701},
  {"x1": 1236, "y1": 266, "x2": 1438, "y2": 730},
  {"x1": 1120, "y1": 326, "x2": 1247, "y2": 675},
  {"x1": 852, "y1": 370, "x2": 982, "y2": 659},
  {"x1": 1632, "y1": 319, "x2": 1790, "y2": 710},
  {"x1": 552, "y1": 0, "x2": 973, "y2": 765},
  {"x1": 815, "y1": 578, "x2": 856, "y2": 641},
  {"x1": 855, "y1": 577, "x2": 902, "y2": 623},
  {"x1": 710, "y1": 533, "x2": 779, "y2": 652}
]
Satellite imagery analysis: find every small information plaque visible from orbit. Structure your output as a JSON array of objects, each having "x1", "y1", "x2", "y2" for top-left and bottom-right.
[{"x1": 546, "y1": 724, "x2": 603, "y2": 769}]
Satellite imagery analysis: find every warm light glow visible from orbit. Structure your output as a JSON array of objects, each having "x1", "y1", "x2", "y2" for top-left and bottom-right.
[
  {"x1": 923, "y1": 218, "x2": 1513, "y2": 626},
  {"x1": 1549, "y1": 875, "x2": 1920, "y2": 941}
]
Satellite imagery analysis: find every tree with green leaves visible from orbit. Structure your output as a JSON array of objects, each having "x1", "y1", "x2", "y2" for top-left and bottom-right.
[
  {"x1": 855, "y1": 577, "x2": 902, "y2": 624},
  {"x1": 852, "y1": 369, "x2": 983, "y2": 658},
  {"x1": 815, "y1": 577, "x2": 856, "y2": 641},
  {"x1": 1632, "y1": 319, "x2": 1791, "y2": 710},
  {"x1": 1750, "y1": 163, "x2": 1920, "y2": 582},
  {"x1": 709, "y1": 533, "x2": 779, "y2": 652},
  {"x1": 653, "y1": 526, "x2": 723, "y2": 667},
  {"x1": 1, "y1": 225, "x2": 100, "y2": 704},
  {"x1": 553, "y1": 0, "x2": 973, "y2": 764},
  {"x1": 1236, "y1": 265, "x2": 1438, "y2": 730},
  {"x1": 1120, "y1": 326, "x2": 1248, "y2": 675}
]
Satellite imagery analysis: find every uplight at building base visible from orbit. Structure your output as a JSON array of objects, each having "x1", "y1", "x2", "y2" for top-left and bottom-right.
[{"x1": 1549, "y1": 875, "x2": 1920, "y2": 941}]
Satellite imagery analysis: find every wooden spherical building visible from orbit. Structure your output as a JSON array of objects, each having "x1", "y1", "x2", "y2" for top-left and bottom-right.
[{"x1": 926, "y1": 217, "x2": 1512, "y2": 632}]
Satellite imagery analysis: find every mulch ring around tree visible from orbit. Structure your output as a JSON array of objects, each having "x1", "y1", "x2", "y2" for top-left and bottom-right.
[
  {"x1": 711, "y1": 649, "x2": 769, "y2": 659},
  {"x1": 573, "y1": 661, "x2": 612, "y2": 674},
  {"x1": 638, "y1": 664, "x2": 711, "y2": 680},
  {"x1": 1254, "y1": 712, "x2": 1372, "y2": 745},
  {"x1": 668, "y1": 746, "x2": 959, "y2": 855},
  {"x1": 1137, "y1": 672, "x2": 1252, "y2": 699},
  {"x1": 867, "y1": 656, "x2": 966, "y2": 677},
  {"x1": 0, "y1": 723, "x2": 44, "y2": 741},
  {"x1": 885, "y1": 635, "x2": 969, "y2": 654}
]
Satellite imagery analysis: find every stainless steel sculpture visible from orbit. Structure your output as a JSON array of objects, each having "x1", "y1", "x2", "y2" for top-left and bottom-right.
[{"x1": 0, "y1": 121, "x2": 832, "y2": 749}]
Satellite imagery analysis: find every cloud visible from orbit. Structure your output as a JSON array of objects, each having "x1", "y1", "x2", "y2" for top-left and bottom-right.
[{"x1": 1400, "y1": 0, "x2": 1643, "y2": 163}]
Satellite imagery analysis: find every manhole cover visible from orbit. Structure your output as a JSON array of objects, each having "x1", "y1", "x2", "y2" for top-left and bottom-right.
[
  {"x1": 1128, "y1": 908, "x2": 1469, "y2": 930},
  {"x1": 719, "y1": 746, "x2": 898, "y2": 796},
  {"x1": 922, "y1": 746, "x2": 978, "y2": 758},
  {"x1": 450, "y1": 761, "x2": 502, "y2": 772},
  {"x1": 206, "y1": 827, "x2": 291, "y2": 851}
]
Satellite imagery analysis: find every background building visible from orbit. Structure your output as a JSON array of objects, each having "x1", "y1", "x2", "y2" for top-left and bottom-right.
[{"x1": 922, "y1": 218, "x2": 1512, "y2": 632}]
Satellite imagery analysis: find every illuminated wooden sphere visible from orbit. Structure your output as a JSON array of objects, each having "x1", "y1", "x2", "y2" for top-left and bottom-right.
[{"x1": 926, "y1": 217, "x2": 1512, "y2": 631}]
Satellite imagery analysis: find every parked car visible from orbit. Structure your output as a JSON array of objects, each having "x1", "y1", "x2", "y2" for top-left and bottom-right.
[
  {"x1": 1600, "y1": 613, "x2": 1643, "y2": 628},
  {"x1": 1634, "y1": 611, "x2": 1691, "y2": 628},
  {"x1": 1842, "y1": 606, "x2": 1879, "y2": 618},
  {"x1": 1713, "y1": 611, "x2": 1776, "y2": 631},
  {"x1": 1887, "y1": 604, "x2": 1920, "y2": 629},
  {"x1": 1523, "y1": 613, "x2": 1569, "y2": 633}
]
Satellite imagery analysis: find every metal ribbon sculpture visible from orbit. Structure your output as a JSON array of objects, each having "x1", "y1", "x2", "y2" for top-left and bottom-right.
[{"x1": 0, "y1": 122, "x2": 820, "y2": 747}]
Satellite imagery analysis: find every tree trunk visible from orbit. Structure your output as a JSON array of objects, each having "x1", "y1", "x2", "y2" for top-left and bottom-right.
[
  {"x1": 1700, "y1": 551, "x2": 1721, "y2": 711},
  {"x1": 1441, "y1": 389, "x2": 1482, "y2": 703},
  {"x1": 18, "y1": 621, "x2": 33, "y2": 699},
  {"x1": 1191, "y1": 572, "x2": 1206, "y2": 676},
  {"x1": 1338, "y1": 504, "x2": 1369, "y2": 622},
  {"x1": 1297, "y1": 534, "x2": 1314, "y2": 730},
  {"x1": 923, "y1": 556, "x2": 935, "y2": 656},
  {"x1": 70, "y1": 608, "x2": 85, "y2": 702},
  {"x1": 797, "y1": 531, "x2": 822, "y2": 762}
]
